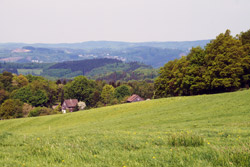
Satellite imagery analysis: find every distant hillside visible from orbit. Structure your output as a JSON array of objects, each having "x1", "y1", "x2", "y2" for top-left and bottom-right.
[
  {"x1": 48, "y1": 58, "x2": 122, "y2": 75},
  {"x1": 0, "y1": 40, "x2": 210, "y2": 50},
  {"x1": 0, "y1": 59, "x2": 156, "y2": 80},
  {"x1": 0, "y1": 40, "x2": 211, "y2": 68},
  {"x1": 45, "y1": 59, "x2": 154, "y2": 80}
]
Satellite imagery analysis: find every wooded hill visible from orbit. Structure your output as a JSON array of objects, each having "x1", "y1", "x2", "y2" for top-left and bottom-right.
[
  {"x1": 0, "y1": 40, "x2": 210, "y2": 68},
  {"x1": 0, "y1": 58, "x2": 157, "y2": 81}
]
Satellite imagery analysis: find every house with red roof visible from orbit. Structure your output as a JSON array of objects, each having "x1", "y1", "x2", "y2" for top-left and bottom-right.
[
  {"x1": 127, "y1": 94, "x2": 144, "y2": 103},
  {"x1": 62, "y1": 99, "x2": 78, "y2": 113}
]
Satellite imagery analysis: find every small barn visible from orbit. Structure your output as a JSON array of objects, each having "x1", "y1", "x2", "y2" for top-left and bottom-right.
[
  {"x1": 127, "y1": 94, "x2": 144, "y2": 103},
  {"x1": 62, "y1": 99, "x2": 78, "y2": 113}
]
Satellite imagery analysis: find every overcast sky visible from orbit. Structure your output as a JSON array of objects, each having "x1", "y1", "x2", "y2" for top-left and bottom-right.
[{"x1": 0, "y1": 0, "x2": 250, "y2": 43}]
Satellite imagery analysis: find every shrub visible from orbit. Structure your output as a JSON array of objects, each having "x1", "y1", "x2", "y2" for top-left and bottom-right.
[
  {"x1": 168, "y1": 132, "x2": 204, "y2": 147},
  {"x1": 121, "y1": 96, "x2": 130, "y2": 103},
  {"x1": 74, "y1": 104, "x2": 79, "y2": 112},
  {"x1": 111, "y1": 98, "x2": 119, "y2": 105},
  {"x1": 96, "y1": 101, "x2": 104, "y2": 108},
  {"x1": 28, "y1": 107, "x2": 53, "y2": 117},
  {"x1": 78, "y1": 101, "x2": 86, "y2": 110},
  {"x1": 22, "y1": 103, "x2": 33, "y2": 117},
  {"x1": 53, "y1": 104, "x2": 62, "y2": 112}
]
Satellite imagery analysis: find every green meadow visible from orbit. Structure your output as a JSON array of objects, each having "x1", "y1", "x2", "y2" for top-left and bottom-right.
[
  {"x1": 17, "y1": 69, "x2": 43, "y2": 75},
  {"x1": 0, "y1": 90, "x2": 250, "y2": 167}
]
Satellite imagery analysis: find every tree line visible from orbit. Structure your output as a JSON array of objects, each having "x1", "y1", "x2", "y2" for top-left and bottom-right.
[
  {"x1": 155, "y1": 29, "x2": 250, "y2": 97},
  {"x1": 0, "y1": 72, "x2": 154, "y2": 119}
]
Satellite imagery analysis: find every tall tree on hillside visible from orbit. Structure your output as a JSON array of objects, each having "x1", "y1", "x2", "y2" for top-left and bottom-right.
[
  {"x1": 114, "y1": 85, "x2": 131, "y2": 100},
  {"x1": 240, "y1": 29, "x2": 250, "y2": 45},
  {"x1": 0, "y1": 71, "x2": 13, "y2": 92},
  {"x1": 204, "y1": 30, "x2": 246, "y2": 92},
  {"x1": 184, "y1": 47, "x2": 207, "y2": 95},
  {"x1": 101, "y1": 85, "x2": 115, "y2": 104},
  {"x1": 64, "y1": 76, "x2": 95, "y2": 106},
  {"x1": 240, "y1": 29, "x2": 250, "y2": 87},
  {"x1": 11, "y1": 86, "x2": 48, "y2": 107},
  {"x1": 29, "y1": 80, "x2": 58, "y2": 107}
]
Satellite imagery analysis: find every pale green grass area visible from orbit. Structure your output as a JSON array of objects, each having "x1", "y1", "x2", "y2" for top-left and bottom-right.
[
  {"x1": 1, "y1": 90, "x2": 250, "y2": 166},
  {"x1": 17, "y1": 69, "x2": 43, "y2": 75}
]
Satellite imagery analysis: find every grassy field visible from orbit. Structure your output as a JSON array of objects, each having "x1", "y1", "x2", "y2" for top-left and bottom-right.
[
  {"x1": 17, "y1": 69, "x2": 43, "y2": 75},
  {"x1": 0, "y1": 90, "x2": 250, "y2": 166}
]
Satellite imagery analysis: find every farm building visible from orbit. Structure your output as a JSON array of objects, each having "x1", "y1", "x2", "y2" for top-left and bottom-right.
[
  {"x1": 127, "y1": 94, "x2": 144, "y2": 103},
  {"x1": 62, "y1": 99, "x2": 78, "y2": 113}
]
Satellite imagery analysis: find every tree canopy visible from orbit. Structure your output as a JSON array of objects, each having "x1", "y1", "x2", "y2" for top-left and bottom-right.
[
  {"x1": 155, "y1": 29, "x2": 250, "y2": 97},
  {"x1": 64, "y1": 76, "x2": 95, "y2": 106}
]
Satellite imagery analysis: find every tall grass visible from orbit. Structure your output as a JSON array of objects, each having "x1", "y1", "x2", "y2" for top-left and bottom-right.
[{"x1": 168, "y1": 132, "x2": 204, "y2": 147}]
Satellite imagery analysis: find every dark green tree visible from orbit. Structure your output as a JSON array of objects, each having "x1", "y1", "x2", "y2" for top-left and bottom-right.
[
  {"x1": 12, "y1": 86, "x2": 48, "y2": 107},
  {"x1": 240, "y1": 29, "x2": 250, "y2": 45},
  {"x1": 64, "y1": 76, "x2": 95, "y2": 106},
  {"x1": 0, "y1": 99, "x2": 23, "y2": 119},
  {"x1": 0, "y1": 89, "x2": 9, "y2": 105},
  {"x1": 114, "y1": 85, "x2": 131, "y2": 100},
  {"x1": 0, "y1": 71, "x2": 13, "y2": 91},
  {"x1": 101, "y1": 85, "x2": 115, "y2": 104},
  {"x1": 204, "y1": 30, "x2": 246, "y2": 92}
]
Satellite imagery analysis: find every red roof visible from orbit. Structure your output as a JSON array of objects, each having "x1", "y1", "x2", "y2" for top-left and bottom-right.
[
  {"x1": 64, "y1": 99, "x2": 78, "y2": 108},
  {"x1": 127, "y1": 94, "x2": 144, "y2": 102}
]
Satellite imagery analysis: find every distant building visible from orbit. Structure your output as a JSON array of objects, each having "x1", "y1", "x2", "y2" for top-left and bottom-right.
[
  {"x1": 62, "y1": 99, "x2": 78, "y2": 113},
  {"x1": 127, "y1": 94, "x2": 144, "y2": 103}
]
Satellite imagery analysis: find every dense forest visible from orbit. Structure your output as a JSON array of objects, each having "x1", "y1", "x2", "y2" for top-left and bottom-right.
[{"x1": 155, "y1": 29, "x2": 250, "y2": 97}]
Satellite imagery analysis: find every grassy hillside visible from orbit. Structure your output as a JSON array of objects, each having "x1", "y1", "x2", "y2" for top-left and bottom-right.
[{"x1": 0, "y1": 90, "x2": 250, "y2": 166}]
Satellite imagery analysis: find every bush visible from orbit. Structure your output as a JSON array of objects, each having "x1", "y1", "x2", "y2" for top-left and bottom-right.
[
  {"x1": 0, "y1": 99, "x2": 23, "y2": 119},
  {"x1": 28, "y1": 107, "x2": 53, "y2": 117},
  {"x1": 111, "y1": 98, "x2": 119, "y2": 105},
  {"x1": 53, "y1": 104, "x2": 62, "y2": 112},
  {"x1": 168, "y1": 132, "x2": 204, "y2": 147},
  {"x1": 78, "y1": 101, "x2": 86, "y2": 110},
  {"x1": 121, "y1": 96, "x2": 130, "y2": 103},
  {"x1": 22, "y1": 103, "x2": 33, "y2": 117},
  {"x1": 96, "y1": 101, "x2": 104, "y2": 108}
]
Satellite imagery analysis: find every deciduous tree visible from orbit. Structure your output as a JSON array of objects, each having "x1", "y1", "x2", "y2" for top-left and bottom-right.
[{"x1": 0, "y1": 99, "x2": 23, "y2": 119}]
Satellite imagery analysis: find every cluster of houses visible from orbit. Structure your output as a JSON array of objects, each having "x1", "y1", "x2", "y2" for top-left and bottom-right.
[{"x1": 61, "y1": 94, "x2": 144, "y2": 113}]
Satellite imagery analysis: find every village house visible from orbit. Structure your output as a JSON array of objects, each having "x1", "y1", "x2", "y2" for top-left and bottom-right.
[
  {"x1": 62, "y1": 99, "x2": 78, "y2": 113},
  {"x1": 127, "y1": 94, "x2": 144, "y2": 103}
]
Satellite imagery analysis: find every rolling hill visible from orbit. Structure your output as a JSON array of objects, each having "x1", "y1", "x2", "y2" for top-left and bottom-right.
[
  {"x1": 0, "y1": 40, "x2": 210, "y2": 50},
  {"x1": 0, "y1": 40, "x2": 210, "y2": 68},
  {"x1": 0, "y1": 90, "x2": 250, "y2": 166}
]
